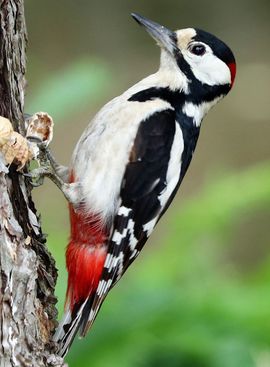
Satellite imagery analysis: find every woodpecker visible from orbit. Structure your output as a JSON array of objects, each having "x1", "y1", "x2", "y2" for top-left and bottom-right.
[{"x1": 35, "y1": 13, "x2": 236, "y2": 356}]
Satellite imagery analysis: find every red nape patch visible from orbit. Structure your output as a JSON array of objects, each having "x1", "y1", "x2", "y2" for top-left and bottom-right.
[{"x1": 228, "y1": 62, "x2": 236, "y2": 88}]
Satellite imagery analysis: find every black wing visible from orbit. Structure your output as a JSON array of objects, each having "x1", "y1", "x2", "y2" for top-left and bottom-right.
[{"x1": 79, "y1": 108, "x2": 178, "y2": 334}]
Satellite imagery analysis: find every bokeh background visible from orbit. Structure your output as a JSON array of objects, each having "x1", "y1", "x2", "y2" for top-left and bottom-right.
[{"x1": 25, "y1": 1, "x2": 270, "y2": 366}]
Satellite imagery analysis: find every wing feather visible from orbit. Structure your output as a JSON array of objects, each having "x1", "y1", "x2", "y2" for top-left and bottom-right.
[{"x1": 79, "y1": 108, "x2": 182, "y2": 335}]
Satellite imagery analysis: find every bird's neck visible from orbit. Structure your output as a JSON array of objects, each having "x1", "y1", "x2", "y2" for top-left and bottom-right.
[
  {"x1": 128, "y1": 82, "x2": 213, "y2": 129},
  {"x1": 127, "y1": 50, "x2": 225, "y2": 128},
  {"x1": 158, "y1": 50, "x2": 190, "y2": 93},
  {"x1": 126, "y1": 51, "x2": 188, "y2": 96}
]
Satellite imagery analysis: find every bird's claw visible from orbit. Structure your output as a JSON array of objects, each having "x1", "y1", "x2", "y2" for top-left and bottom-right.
[
  {"x1": 25, "y1": 140, "x2": 54, "y2": 187},
  {"x1": 24, "y1": 166, "x2": 52, "y2": 187}
]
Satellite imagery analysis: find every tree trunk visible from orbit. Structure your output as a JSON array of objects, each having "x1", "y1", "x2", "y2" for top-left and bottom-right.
[{"x1": 0, "y1": 2, "x2": 64, "y2": 366}]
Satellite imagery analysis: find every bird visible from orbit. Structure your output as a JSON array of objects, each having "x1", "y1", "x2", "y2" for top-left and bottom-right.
[{"x1": 46, "y1": 13, "x2": 236, "y2": 356}]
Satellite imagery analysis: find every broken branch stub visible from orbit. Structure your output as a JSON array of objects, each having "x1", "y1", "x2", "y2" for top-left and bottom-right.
[{"x1": 0, "y1": 112, "x2": 54, "y2": 171}]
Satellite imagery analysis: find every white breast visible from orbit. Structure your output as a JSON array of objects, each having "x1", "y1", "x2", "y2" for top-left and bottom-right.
[{"x1": 71, "y1": 86, "x2": 173, "y2": 223}]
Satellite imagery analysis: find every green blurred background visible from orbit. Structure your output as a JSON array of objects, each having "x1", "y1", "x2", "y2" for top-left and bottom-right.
[{"x1": 25, "y1": 1, "x2": 270, "y2": 366}]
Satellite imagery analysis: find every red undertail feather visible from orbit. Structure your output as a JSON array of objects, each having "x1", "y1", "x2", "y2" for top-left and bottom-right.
[{"x1": 66, "y1": 173, "x2": 107, "y2": 310}]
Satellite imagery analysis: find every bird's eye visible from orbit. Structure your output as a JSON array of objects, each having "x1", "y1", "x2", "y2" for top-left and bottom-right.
[{"x1": 189, "y1": 44, "x2": 206, "y2": 56}]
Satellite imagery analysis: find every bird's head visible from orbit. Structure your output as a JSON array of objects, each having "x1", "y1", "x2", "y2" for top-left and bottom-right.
[{"x1": 132, "y1": 13, "x2": 236, "y2": 99}]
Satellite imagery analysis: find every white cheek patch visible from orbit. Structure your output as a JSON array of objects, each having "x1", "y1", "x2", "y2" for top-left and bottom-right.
[{"x1": 183, "y1": 50, "x2": 231, "y2": 86}]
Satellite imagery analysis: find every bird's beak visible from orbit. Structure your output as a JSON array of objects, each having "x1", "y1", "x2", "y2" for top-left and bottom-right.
[{"x1": 131, "y1": 13, "x2": 177, "y2": 55}]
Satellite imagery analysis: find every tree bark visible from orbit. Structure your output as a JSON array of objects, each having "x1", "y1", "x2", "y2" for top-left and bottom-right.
[{"x1": 0, "y1": 2, "x2": 64, "y2": 366}]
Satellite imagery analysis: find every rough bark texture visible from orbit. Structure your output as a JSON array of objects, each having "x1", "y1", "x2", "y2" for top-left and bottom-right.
[{"x1": 0, "y1": 2, "x2": 64, "y2": 366}]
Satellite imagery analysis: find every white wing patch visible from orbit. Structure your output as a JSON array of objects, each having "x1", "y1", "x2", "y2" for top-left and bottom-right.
[
  {"x1": 96, "y1": 279, "x2": 113, "y2": 297},
  {"x1": 127, "y1": 218, "x2": 138, "y2": 251},
  {"x1": 158, "y1": 122, "x2": 183, "y2": 206},
  {"x1": 112, "y1": 229, "x2": 128, "y2": 245},
  {"x1": 118, "y1": 206, "x2": 132, "y2": 216},
  {"x1": 104, "y1": 253, "x2": 118, "y2": 270},
  {"x1": 143, "y1": 218, "x2": 157, "y2": 236}
]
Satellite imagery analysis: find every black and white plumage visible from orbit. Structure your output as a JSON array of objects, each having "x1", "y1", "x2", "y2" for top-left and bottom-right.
[{"x1": 54, "y1": 13, "x2": 236, "y2": 356}]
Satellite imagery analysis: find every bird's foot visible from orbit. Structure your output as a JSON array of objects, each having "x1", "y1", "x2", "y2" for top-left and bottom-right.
[
  {"x1": 24, "y1": 165, "x2": 52, "y2": 187},
  {"x1": 25, "y1": 139, "x2": 64, "y2": 188},
  {"x1": 25, "y1": 143, "x2": 81, "y2": 206}
]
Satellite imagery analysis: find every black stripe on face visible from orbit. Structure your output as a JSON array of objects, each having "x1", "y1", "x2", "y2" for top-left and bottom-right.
[{"x1": 187, "y1": 81, "x2": 231, "y2": 104}]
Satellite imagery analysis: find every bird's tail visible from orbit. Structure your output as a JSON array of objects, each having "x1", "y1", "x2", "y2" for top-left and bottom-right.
[
  {"x1": 54, "y1": 292, "x2": 107, "y2": 357},
  {"x1": 53, "y1": 299, "x2": 88, "y2": 357}
]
